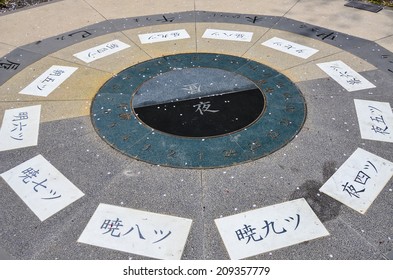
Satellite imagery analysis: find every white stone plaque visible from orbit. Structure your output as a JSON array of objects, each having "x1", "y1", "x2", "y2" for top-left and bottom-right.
[
  {"x1": 19, "y1": 65, "x2": 78, "y2": 97},
  {"x1": 215, "y1": 198, "x2": 329, "y2": 259},
  {"x1": 261, "y1": 37, "x2": 319, "y2": 59},
  {"x1": 317, "y1": 60, "x2": 376, "y2": 92},
  {"x1": 78, "y1": 204, "x2": 192, "y2": 260},
  {"x1": 73, "y1": 39, "x2": 131, "y2": 63},
  {"x1": 354, "y1": 99, "x2": 393, "y2": 143},
  {"x1": 202, "y1": 29, "x2": 253, "y2": 42},
  {"x1": 138, "y1": 29, "x2": 190, "y2": 44},
  {"x1": 320, "y1": 148, "x2": 393, "y2": 214},
  {"x1": 0, "y1": 154, "x2": 84, "y2": 221},
  {"x1": 0, "y1": 105, "x2": 41, "y2": 151}
]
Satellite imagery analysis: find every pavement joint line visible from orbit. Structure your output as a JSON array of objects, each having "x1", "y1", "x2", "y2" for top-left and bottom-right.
[
  {"x1": 104, "y1": 23, "x2": 154, "y2": 60},
  {"x1": 238, "y1": 16, "x2": 282, "y2": 58},
  {"x1": 81, "y1": 0, "x2": 110, "y2": 23},
  {"x1": 0, "y1": 41, "x2": 18, "y2": 49},
  {"x1": 281, "y1": 50, "x2": 346, "y2": 72},
  {"x1": 336, "y1": 216, "x2": 383, "y2": 254},
  {"x1": 239, "y1": 27, "x2": 276, "y2": 59},
  {"x1": 375, "y1": 34, "x2": 393, "y2": 41},
  {"x1": 280, "y1": 0, "x2": 303, "y2": 19},
  {"x1": 126, "y1": 40, "x2": 154, "y2": 60},
  {"x1": 45, "y1": 54, "x2": 116, "y2": 75}
]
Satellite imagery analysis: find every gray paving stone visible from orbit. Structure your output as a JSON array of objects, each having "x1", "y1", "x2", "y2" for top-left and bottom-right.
[
  {"x1": 387, "y1": 250, "x2": 393, "y2": 260},
  {"x1": 0, "y1": 246, "x2": 14, "y2": 260},
  {"x1": 245, "y1": 218, "x2": 385, "y2": 260}
]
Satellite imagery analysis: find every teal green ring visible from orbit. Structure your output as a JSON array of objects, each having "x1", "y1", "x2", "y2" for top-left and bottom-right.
[{"x1": 91, "y1": 53, "x2": 306, "y2": 168}]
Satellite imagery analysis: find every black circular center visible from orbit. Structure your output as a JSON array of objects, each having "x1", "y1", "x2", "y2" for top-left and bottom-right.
[{"x1": 132, "y1": 68, "x2": 265, "y2": 137}]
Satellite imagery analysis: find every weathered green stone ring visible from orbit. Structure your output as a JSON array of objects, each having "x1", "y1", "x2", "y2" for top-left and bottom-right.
[{"x1": 91, "y1": 53, "x2": 306, "y2": 168}]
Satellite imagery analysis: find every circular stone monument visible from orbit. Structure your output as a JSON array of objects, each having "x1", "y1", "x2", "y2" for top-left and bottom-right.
[{"x1": 91, "y1": 53, "x2": 306, "y2": 168}]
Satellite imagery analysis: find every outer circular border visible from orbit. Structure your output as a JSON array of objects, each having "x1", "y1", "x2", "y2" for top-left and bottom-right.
[{"x1": 91, "y1": 53, "x2": 306, "y2": 168}]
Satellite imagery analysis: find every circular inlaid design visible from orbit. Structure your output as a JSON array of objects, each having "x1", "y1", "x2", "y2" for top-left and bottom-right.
[
  {"x1": 91, "y1": 53, "x2": 306, "y2": 168},
  {"x1": 133, "y1": 67, "x2": 265, "y2": 137}
]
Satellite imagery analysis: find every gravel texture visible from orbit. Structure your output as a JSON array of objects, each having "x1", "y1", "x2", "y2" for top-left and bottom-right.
[{"x1": 1, "y1": 0, "x2": 52, "y2": 13}]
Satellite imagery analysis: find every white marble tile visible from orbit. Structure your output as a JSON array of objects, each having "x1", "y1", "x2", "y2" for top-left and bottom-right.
[
  {"x1": 261, "y1": 37, "x2": 319, "y2": 59},
  {"x1": 202, "y1": 29, "x2": 253, "y2": 42},
  {"x1": 317, "y1": 60, "x2": 376, "y2": 92},
  {"x1": 215, "y1": 198, "x2": 329, "y2": 259},
  {"x1": 354, "y1": 99, "x2": 393, "y2": 143},
  {"x1": 19, "y1": 65, "x2": 78, "y2": 97},
  {"x1": 73, "y1": 39, "x2": 131, "y2": 63},
  {"x1": 78, "y1": 204, "x2": 192, "y2": 260},
  {"x1": 0, "y1": 154, "x2": 84, "y2": 221},
  {"x1": 0, "y1": 105, "x2": 41, "y2": 151},
  {"x1": 320, "y1": 148, "x2": 393, "y2": 214},
  {"x1": 138, "y1": 29, "x2": 190, "y2": 44}
]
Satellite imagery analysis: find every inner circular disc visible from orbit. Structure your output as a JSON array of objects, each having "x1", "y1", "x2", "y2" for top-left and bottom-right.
[
  {"x1": 132, "y1": 68, "x2": 265, "y2": 138},
  {"x1": 91, "y1": 53, "x2": 307, "y2": 169}
]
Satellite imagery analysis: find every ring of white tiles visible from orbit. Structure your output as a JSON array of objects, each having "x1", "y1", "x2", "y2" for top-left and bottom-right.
[{"x1": 1, "y1": 10, "x2": 393, "y2": 260}]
